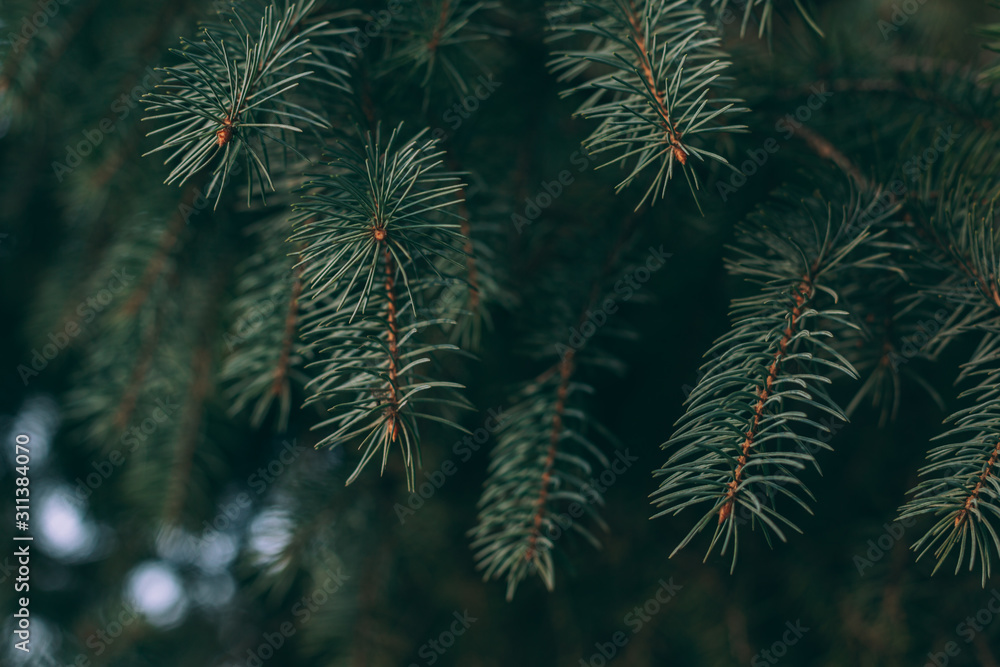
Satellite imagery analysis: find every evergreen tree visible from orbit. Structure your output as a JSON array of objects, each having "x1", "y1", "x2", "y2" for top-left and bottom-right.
[{"x1": 4, "y1": 0, "x2": 1000, "y2": 665}]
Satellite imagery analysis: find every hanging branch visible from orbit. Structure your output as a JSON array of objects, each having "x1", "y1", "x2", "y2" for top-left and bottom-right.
[
  {"x1": 291, "y1": 123, "x2": 473, "y2": 491},
  {"x1": 222, "y1": 211, "x2": 314, "y2": 431},
  {"x1": 652, "y1": 185, "x2": 899, "y2": 569},
  {"x1": 142, "y1": 0, "x2": 353, "y2": 205},
  {"x1": 378, "y1": 0, "x2": 503, "y2": 98},
  {"x1": 470, "y1": 217, "x2": 643, "y2": 599},
  {"x1": 899, "y1": 188, "x2": 1000, "y2": 584},
  {"x1": 549, "y1": 0, "x2": 748, "y2": 207}
]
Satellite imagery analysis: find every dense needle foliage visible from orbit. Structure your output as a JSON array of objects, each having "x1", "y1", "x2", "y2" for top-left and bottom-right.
[{"x1": 4, "y1": 1, "x2": 1000, "y2": 666}]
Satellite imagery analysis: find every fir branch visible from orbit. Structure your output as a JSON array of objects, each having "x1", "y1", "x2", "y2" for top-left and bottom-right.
[
  {"x1": 469, "y1": 357, "x2": 612, "y2": 600},
  {"x1": 113, "y1": 310, "x2": 168, "y2": 433},
  {"x1": 900, "y1": 329, "x2": 1000, "y2": 585},
  {"x1": 652, "y1": 185, "x2": 898, "y2": 569},
  {"x1": 163, "y1": 338, "x2": 214, "y2": 524},
  {"x1": 121, "y1": 185, "x2": 196, "y2": 316},
  {"x1": 898, "y1": 190, "x2": 1000, "y2": 584},
  {"x1": 292, "y1": 124, "x2": 473, "y2": 491},
  {"x1": 222, "y1": 213, "x2": 313, "y2": 431},
  {"x1": 271, "y1": 266, "x2": 305, "y2": 400},
  {"x1": 431, "y1": 156, "x2": 514, "y2": 351},
  {"x1": 787, "y1": 123, "x2": 869, "y2": 191},
  {"x1": 549, "y1": 0, "x2": 748, "y2": 207},
  {"x1": 379, "y1": 0, "x2": 503, "y2": 99},
  {"x1": 470, "y1": 218, "x2": 641, "y2": 599},
  {"x1": 162, "y1": 260, "x2": 229, "y2": 525},
  {"x1": 0, "y1": 0, "x2": 102, "y2": 115},
  {"x1": 522, "y1": 351, "x2": 582, "y2": 568},
  {"x1": 142, "y1": 0, "x2": 352, "y2": 205}
]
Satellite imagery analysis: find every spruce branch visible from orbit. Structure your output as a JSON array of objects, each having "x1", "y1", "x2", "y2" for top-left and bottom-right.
[
  {"x1": 549, "y1": 0, "x2": 748, "y2": 208},
  {"x1": 163, "y1": 336, "x2": 215, "y2": 524},
  {"x1": 430, "y1": 156, "x2": 515, "y2": 351},
  {"x1": 222, "y1": 213, "x2": 314, "y2": 431},
  {"x1": 142, "y1": 0, "x2": 352, "y2": 206},
  {"x1": 838, "y1": 273, "x2": 949, "y2": 428},
  {"x1": 470, "y1": 218, "x2": 643, "y2": 599},
  {"x1": 900, "y1": 327, "x2": 1000, "y2": 585},
  {"x1": 651, "y1": 185, "x2": 898, "y2": 569},
  {"x1": 379, "y1": 0, "x2": 504, "y2": 99},
  {"x1": 469, "y1": 353, "x2": 613, "y2": 600},
  {"x1": 291, "y1": 124, "x2": 473, "y2": 491},
  {"x1": 899, "y1": 189, "x2": 1000, "y2": 584}
]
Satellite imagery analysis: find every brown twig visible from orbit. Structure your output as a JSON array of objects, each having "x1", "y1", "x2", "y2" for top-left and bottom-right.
[
  {"x1": 719, "y1": 278, "x2": 814, "y2": 523},
  {"x1": 0, "y1": 0, "x2": 101, "y2": 100},
  {"x1": 163, "y1": 268, "x2": 227, "y2": 524},
  {"x1": 458, "y1": 198, "x2": 481, "y2": 309},
  {"x1": 427, "y1": 0, "x2": 451, "y2": 52},
  {"x1": 378, "y1": 233, "x2": 401, "y2": 443},
  {"x1": 523, "y1": 210, "x2": 644, "y2": 561},
  {"x1": 524, "y1": 349, "x2": 575, "y2": 563},
  {"x1": 787, "y1": 123, "x2": 869, "y2": 191},
  {"x1": 445, "y1": 151, "x2": 481, "y2": 310},
  {"x1": 24, "y1": 0, "x2": 103, "y2": 103},
  {"x1": 163, "y1": 339, "x2": 213, "y2": 524},
  {"x1": 270, "y1": 265, "x2": 304, "y2": 396},
  {"x1": 624, "y1": 1, "x2": 687, "y2": 163},
  {"x1": 954, "y1": 440, "x2": 1000, "y2": 528},
  {"x1": 121, "y1": 184, "x2": 199, "y2": 316},
  {"x1": 113, "y1": 313, "x2": 167, "y2": 432}
]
